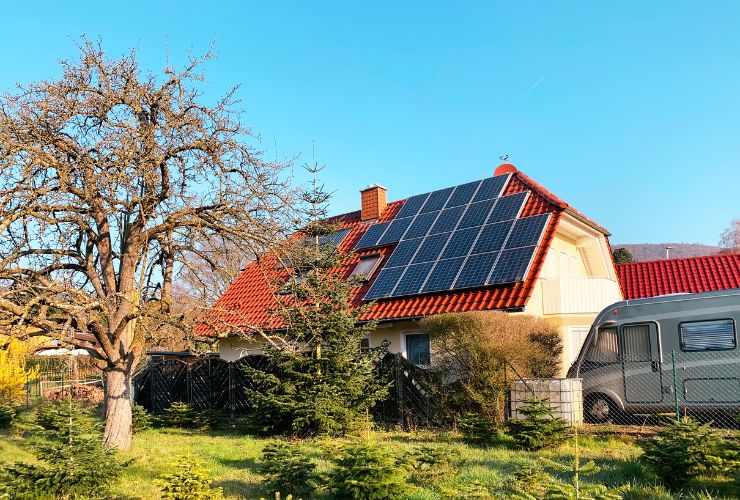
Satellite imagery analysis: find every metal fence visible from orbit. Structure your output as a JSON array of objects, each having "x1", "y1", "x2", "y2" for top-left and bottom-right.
[
  {"x1": 578, "y1": 347, "x2": 740, "y2": 427},
  {"x1": 23, "y1": 355, "x2": 104, "y2": 408}
]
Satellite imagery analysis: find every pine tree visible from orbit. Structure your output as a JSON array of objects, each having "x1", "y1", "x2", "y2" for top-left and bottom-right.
[
  {"x1": 244, "y1": 162, "x2": 388, "y2": 436},
  {"x1": 508, "y1": 397, "x2": 569, "y2": 451}
]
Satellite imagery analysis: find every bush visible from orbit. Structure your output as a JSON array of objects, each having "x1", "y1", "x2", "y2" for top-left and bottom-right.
[
  {"x1": 156, "y1": 454, "x2": 223, "y2": 499},
  {"x1": 155, "y1": 402, "x2": 219, "y2": 429},
  {"x1": 258, "y1": 442, "x2": 318, "y2": 496},
  {"x1": 507, "y1": 398, "x2": 569, "y2": 451},
  {"x1": 458, "y1": 412, "x2": 497, "y2": 446},
  {"x1": 0, "y1": 399, "x2": 126, "y2": 498},
  {"x1": 327, "y1": 444, "x2": 410, "y2": 499},
  {"x1": 0, "y1": 399, "x2": 18, "y2": 429},
  {"x1": 132, "y1": 403, "x2": 152, "y2": 433},
  {"x1": 401, "y1": 444, "x2": 459, "y2": 483},
  {"x1": 640, "y1": 417, "x2": 732, "y2": 490},
  {"x1": 0, "y1": 338, "x2": 39, "y2": 403},
  {"x1": 420, "y1": 311, "x2": 562, "y2": 424}
]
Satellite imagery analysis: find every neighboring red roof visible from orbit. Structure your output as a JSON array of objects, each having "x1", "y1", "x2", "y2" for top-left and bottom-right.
[
  {"x1": 617, "y1": 254, "x2": 740, "y2": 300},
  {"x1": 197, "y1": 166, "x2": 607, "y2": 336}
]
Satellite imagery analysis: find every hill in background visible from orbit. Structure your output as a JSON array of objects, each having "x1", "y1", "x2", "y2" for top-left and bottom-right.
[{"x1": 612, "y1": 243, "x2": 721, "y2": 262}]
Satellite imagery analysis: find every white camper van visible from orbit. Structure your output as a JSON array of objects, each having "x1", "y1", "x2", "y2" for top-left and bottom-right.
[{"x1": 567, "y1": 288, "x2": 740, "y2": 422}]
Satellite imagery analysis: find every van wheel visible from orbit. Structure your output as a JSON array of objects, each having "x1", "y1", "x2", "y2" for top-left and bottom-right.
[{"x1": 584, "y1": 394, "x2": 620, "y2": 423}]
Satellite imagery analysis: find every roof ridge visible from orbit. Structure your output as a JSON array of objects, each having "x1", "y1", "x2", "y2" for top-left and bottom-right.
[{"x1": 617, "y1": 253, "x2": 740, "y2": 267}]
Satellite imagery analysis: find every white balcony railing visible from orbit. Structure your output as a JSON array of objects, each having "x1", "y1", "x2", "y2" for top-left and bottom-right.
[{"x1": 540, "y1": 277, "x2": 621, "y2": 315}]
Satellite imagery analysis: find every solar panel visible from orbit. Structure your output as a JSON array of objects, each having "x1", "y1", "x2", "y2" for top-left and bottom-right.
[
  {"x1": 441, "y1": 226, "x2": 481, "y2": 259},
  {"x1": 318, "y1": 228, "x2": 351, "y2": 249},
  {"x1": 429, "y1": 206, "x2": 466, "y2": 235},
  {"x1": 384, "y1": 238, "x2": 423, "y2": 268},
  {"x1": 421, "y1": 257, "x2": 466, "y2": 293},
  {"x1": 392, "y1": 262, "x2": 434, "y2": 297},
  {"x1": 364, "y1": 266, "x2": 405, "y2": 300},
  {"x1": 446, "y1": 180, "x2": 481, "y2": 208},
  {"x1": 472, "y1": 174, "x2": 509, "y2": 203},
  {"x1": 395, "y1": 193, "x2": 429, "y2": 219},
  {"x1": 505, "y1": 213, "x2": 550, "y2": 249},
  {"x1": 487, "y1": 192, "x2": 528, "y2": 223},
  {"x1": 457, "y1": 201, "x2": 494, "y2": 229},
  {"x1": 488, "y1": 246, "x2": 536, "y2": 284},
  {"x1": 453, "y1": 251, "x2": 500, "y2": 289},
  {"x1": 412, "y1": 232, "x2": 451, "y2": 264},
  {"x1": 470, "y1": 221, "x2": 513, "y2": 255},
  {"x1": 403, "y1": 211, "x2": 438, "y2": 240},
  {"x1": 376, "y1": 217, "x2": 413, "y2": 245},
  {"x1": 354, "y1": 222, "x2": 390, "y2": 250},
  {"x1": 420, "y1": 187, "x2": 454, "y2": 213}
]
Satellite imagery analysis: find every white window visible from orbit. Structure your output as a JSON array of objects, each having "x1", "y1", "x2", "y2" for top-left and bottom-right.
[
  {"x1": 402, "y1": 332, "x2": 431, "y2": 367},
  {"x1": 680, "y1": 319, "x2": 736, "y2": 352},
  {"x1": 567, "y1": 326, "x2": 590, "y2": 366}
]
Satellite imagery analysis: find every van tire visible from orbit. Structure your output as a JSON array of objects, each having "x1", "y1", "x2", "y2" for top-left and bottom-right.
[{"x1": 584, "y1": 394, "x2": 622, "y2": 423}]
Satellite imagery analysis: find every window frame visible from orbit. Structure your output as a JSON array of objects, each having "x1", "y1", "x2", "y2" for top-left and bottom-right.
[
  {"x1": 401, "y1": 330, "x2": 431, "y2": 368},
  {"x1": 679, "y1": 318, "x2": 737, "y2": 352},
  {"x1": 349, "y1": 253, "x2": 384, "y2": 281}
]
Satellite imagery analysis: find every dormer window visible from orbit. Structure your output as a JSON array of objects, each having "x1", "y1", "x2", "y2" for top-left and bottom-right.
[{"x1": 350, "y1": 254, "x2": 383, "y2": 281}]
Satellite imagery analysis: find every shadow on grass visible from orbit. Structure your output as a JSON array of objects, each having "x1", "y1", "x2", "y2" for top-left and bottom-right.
[
  {"x1": 217, "y1": 456, "x2": 259, "y2": 470},
  {"x1": 214, "y1": 478, "x2": 262, "y2": 498}
]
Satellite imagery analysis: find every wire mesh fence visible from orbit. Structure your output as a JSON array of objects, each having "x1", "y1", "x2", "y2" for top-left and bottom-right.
[
  {"x1": 23, "y1": 355, "x2": 104, "y2": 409},
  {"x1": 576, "y1": 345, "x2": 740, "y2": 428}
]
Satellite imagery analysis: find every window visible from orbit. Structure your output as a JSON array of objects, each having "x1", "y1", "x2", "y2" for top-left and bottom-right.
[
  {"x1": 360, "y1": 336, "x2": 370, "y2": 353},
  {"x1": 405, "y1": 333, "x2": 430, "y2": 367},
  {"x1": 680, "y1": 319, "x2": 736, "y2": 352},
  {"x1": 582, "y1": 326, "x2": 618, "y2": 370},
  {"x1": 621, "y1": 324, "x2": 652, "y2": 362},
  {"x1": 350, "y1": 254, "x2": 383, "y2": 280}
]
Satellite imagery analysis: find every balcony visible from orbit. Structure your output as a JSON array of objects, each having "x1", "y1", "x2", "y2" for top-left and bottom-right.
[{"x1": 540, "y1": 277, "x2": 622, "y2": 315}]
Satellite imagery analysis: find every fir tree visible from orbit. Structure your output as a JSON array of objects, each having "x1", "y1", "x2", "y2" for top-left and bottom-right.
[
  {"x1": 508, "y1": 397, "x2": 569, "y2": 451},
  {"x1": 244, "y1": 162, "x2": 388, "y2": 436}
]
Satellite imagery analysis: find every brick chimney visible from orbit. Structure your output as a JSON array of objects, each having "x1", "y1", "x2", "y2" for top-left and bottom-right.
[{"x1": 360, "y1": 184, "x2": 387, "y2": 221}]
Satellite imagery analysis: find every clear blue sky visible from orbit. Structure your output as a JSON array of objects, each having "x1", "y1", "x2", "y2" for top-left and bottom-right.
[{"x1": 2, "y1": 1, "x2": 738, "y2": 245}]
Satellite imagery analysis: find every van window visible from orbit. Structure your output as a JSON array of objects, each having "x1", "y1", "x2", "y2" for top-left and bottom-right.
[
  {"x1": 582, "y1": 327, "x2": 618, "y2": 370},
  {"x1": 680, "y1": 319, "x2": 736, "y2": 352},
  {"x1": 622, "y1": 324, "x2": 652, "y2": 362}
]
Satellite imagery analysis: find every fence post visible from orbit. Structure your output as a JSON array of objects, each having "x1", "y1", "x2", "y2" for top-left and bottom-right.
[
  {"x1": 394, "y1": 355, "x2": 405, "y2": 428},
  {"x1": 671, "y1": 350, "x2": 680, "y2": 420}
]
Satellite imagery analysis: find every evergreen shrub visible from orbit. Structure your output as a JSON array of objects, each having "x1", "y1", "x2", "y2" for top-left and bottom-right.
[
  {"x1": 327, "y1": 444, "x2": 410, "y2": 499},
  {"x1": 132, "y1": 403, "x2": 152, "y2": 433},
  {"x1": 0, "y1": 399, "x2": 17, "y2": 429},
  {"x1": 258, "y1": 442, "x2": 318, "y2": 496},
  {"x1": 458, "y1": 412, "x2": 497, "y2": 446},
  {"x1": 156, "y1": 454, "x2": 223, "y2": 499},
  {"x1": 640, "y1": 417, "x2": 732, "y2": 490},
  {"x1": 401, "y1": 444, "x2": 459, "y2": 482},
  {"x1": 507, "y1": 398, "x2": 569, "y2": 451}
]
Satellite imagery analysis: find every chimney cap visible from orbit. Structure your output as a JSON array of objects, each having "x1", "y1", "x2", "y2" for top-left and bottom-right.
[
  {"x1": 360, "y1": 183, "x2": 387, "y2": 192},
  {"x1": 494, "y1": 163, "x2": 517, "y2": 176}
]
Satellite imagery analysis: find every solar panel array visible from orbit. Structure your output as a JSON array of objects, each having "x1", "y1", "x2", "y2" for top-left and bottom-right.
[{"x1": 358, "y1": 173, "x2": 551, "y2": 300}]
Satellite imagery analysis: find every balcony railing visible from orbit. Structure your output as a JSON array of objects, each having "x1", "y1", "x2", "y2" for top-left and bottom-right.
[{"x1": 540, "y1": 277, "x2": 621, "y2": 315}]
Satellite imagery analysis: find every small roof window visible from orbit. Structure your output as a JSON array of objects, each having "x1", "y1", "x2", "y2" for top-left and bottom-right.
[{"x1": 350, "y1": 254, "x2": 383, "y2": 281}]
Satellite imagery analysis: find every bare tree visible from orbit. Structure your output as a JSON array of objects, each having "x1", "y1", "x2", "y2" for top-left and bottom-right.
[
  {"x1": 0, "y1": 39, "x2": 293, "y2": 449},
  {"x1": 719, "y1": 218, "x2": 740, "y2": 254}
]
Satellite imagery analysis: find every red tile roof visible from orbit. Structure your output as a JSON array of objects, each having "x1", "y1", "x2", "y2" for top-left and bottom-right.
[
  {"x1": 197, "y1": 167, "x2": 607, "y2": 336},
  {"x1": 616, "y1": 254, "x2": 740, "y2": 300}
]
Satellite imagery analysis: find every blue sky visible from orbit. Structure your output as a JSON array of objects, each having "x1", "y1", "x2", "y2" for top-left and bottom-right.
[{"x1": 2, "y1": 1, "x2": 738, "y2": 245}]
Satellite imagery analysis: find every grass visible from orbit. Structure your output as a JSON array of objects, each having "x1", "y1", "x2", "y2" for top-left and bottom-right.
[{"x1": 0, "y1": 415, "x2": 738, "y2": 499}]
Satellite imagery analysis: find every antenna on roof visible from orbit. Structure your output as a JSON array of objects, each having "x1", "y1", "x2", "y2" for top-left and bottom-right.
[{"x1": 500, "y1": 154, "x2": 509, "y2": 162}]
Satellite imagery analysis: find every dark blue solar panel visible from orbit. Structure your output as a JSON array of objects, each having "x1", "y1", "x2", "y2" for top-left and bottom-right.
[
  {"x1": 420, "y1": 187, "x2": 454, "y2": 213},
  {"x1": 395, "y1": 193, "x2": 429, "y2": 219},
  {"x1": 391, "y1": 262, "x2": 434, "y2": 297},
  {"x1": 441, "y1": 226, "x2": 481, "y2": 259},
  {"x1": 429, "y1": 206, "x2": 466, "y2": 235},
  {"x1": 384, "y1": 238, "x2": 422, "y2": 268},
  {"x1": 403, "y1": 211, "x2": 438, "y2": 240},
  {"x1": 471, "y1": 221, "x2": 513, "y2": 255},
  {"x1": 505, "y1": 214, "x2": 550, "y2": 249},
  {"x1": 354, "y1": 222, "x2": 390, "y2": 249},
  {"x1": 487, "y1": 192, "x2": 528, "y2": 223},
  {"x1": 421, "y1": 257, "x2": 466, "y2": 293},
  {"x1": 472, "y1": 174, "x2": 509, "y2": 203},
  {"x1": 377, "y1": 217, "x2": 413, "y2": 245},
  {"x1": 488, "y1": 246, "x2": 536, "y2": 284},
  {"x1": 457, "y1": 201, "x2": 494, "y2": 229},
  {"x1": 319, "y1": 228, "x2": 351, "y2": 249},
  {"x1": 453, "y1": 252, "x2": 500, "y2": 289},
  {"x1": 412, "y1": 233, "x2": 451, "y2": 264},
  {"x1": 364, "y1": 266, "x2": 405, "y2": 300},
  {"x1": 446, "y1": 180, "x2": 481, "y2": 208}
]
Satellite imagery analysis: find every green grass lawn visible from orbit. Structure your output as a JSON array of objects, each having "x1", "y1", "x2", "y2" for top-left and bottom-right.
[{"x1": 1, "y1": 419, "x2": 737, "y2": 499}]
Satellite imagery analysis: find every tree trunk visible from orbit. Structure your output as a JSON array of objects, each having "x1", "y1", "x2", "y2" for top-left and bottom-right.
[{"x1": 103, "y1": 368, "x2": 133, "y2": 450}]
